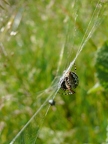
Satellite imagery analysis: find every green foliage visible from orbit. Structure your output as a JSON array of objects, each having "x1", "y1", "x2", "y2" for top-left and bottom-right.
[
  {"x1": 95, "y1": 41, "x2": 108, "y2": 91},
  {"x1": 0, "y1": 0, "x2": 108, "y2": 144}
]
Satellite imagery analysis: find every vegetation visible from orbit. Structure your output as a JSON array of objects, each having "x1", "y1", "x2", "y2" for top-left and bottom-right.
[
  {"x1": 0, "y1": 0, "x2": 108, "y2": 143},
  {"x1": 95, "y1": 41, "x2": 108, "y2": 91}
]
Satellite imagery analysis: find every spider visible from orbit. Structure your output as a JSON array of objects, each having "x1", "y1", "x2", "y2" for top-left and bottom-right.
[
  {"x1": 48, "y1": 99, "x2": 55, "y2": 106},
  {"x1": 60, "y1": 71, "x2": 79, "y2": 95}
]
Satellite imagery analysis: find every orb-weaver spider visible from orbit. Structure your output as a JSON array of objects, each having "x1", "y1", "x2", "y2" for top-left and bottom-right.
[{"x1": 60, "y1": 63, "x2": 79, "y2": 95}]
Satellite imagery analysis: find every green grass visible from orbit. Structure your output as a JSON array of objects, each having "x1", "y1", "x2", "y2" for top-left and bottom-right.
[{"x1": 0, "y1": 0, "x2": 108, "y2": 143}]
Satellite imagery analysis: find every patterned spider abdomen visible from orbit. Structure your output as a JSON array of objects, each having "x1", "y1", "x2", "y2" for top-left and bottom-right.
[
  {"x1": 65, "y1": 72, "x2": 79, "y2": 89},
  {"x1": 60, "y1": 71, "x2": 79, "y2": 94}
]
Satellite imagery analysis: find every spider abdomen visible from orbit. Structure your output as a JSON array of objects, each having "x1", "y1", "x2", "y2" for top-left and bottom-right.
[{"x1": 60, "y1": 71, "x2": 79, "y2": 95}]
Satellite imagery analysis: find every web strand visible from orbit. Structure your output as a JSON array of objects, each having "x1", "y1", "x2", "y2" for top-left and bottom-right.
[
  {"x1": 61, "y1": 0, "x2": 103, "y2": 81},
  {"x1": 10, "y1": 1, "x2": 105, "y2": 143},
  {"x1": 9, "y1": 89, "x2": 58, "y2": 144}
]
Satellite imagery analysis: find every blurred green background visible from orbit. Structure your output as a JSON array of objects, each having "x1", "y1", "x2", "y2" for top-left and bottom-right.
[{"x1": 0, "y1": 0, "x2": 108, "y2": 143}]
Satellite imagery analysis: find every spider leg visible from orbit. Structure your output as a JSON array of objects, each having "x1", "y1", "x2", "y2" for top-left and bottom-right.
[{"x1": 69, "y1": 89, "x2": 75, "y2": 94}]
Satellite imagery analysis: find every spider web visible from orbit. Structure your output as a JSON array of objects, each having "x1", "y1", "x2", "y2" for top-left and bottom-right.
[
  {"x1": 0, "y1": 0, "x2": 107, "y2": 144},
  {"x1": 10, "y1": 1, "x2": 107, "y2": 144}
]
